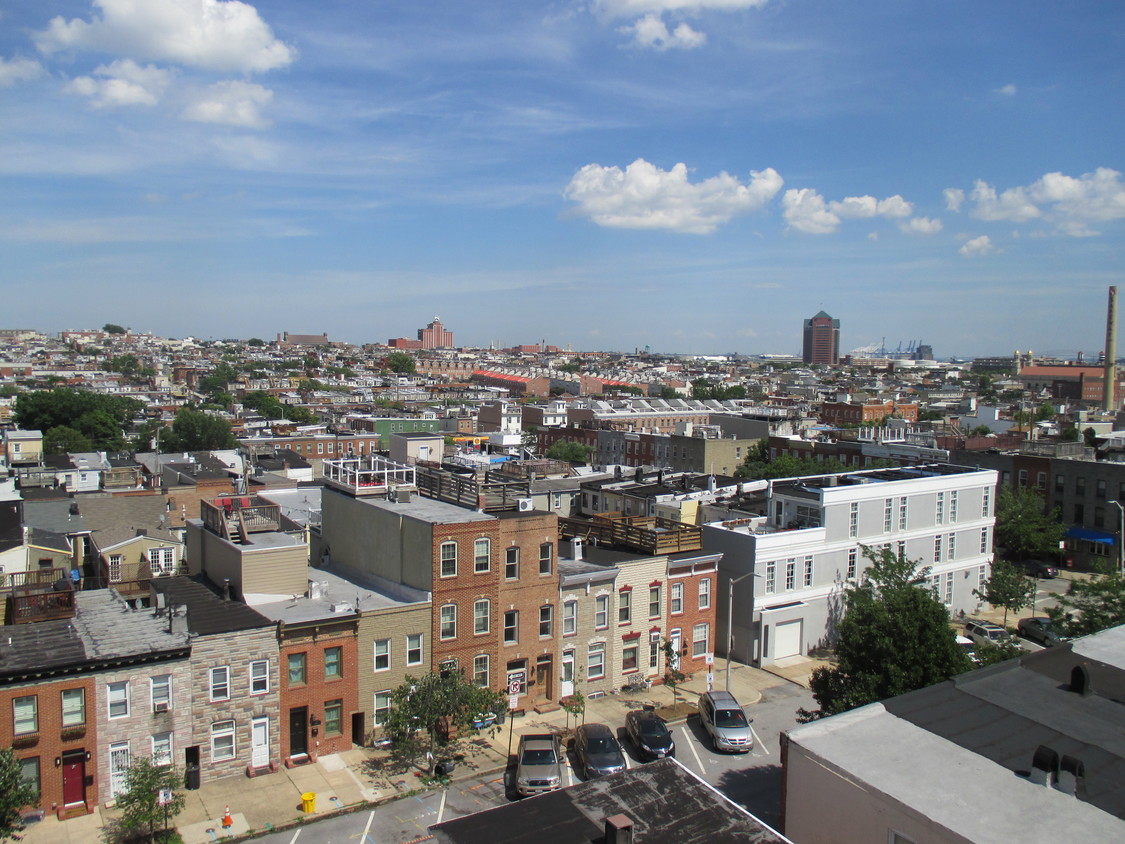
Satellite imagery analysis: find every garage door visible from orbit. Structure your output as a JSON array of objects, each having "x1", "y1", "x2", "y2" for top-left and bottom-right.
[{"x1": 773, "y1": 619, "x2": 803, "y2": 659}]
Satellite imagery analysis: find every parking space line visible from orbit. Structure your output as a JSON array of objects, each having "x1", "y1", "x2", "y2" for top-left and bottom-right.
[
  {"x1": 750, "y1": 724, "x2": 768, "y2": 755},
  {"x1": 287, "y1": 830, "x2": 301, "y2": 844},
  {"x1": 437, "y1": 788, "x2": 448, "y2": 824},
  {"x1": 680, "y1": 724, "x2": 706, "y2": 775},
  {"x1": 361, "y1": 811, "x2": 374, "y2": 842}
]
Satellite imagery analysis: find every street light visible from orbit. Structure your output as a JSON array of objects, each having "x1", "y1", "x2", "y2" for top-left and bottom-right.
[
  {"x1": 726, "y1": 571, "x2": 762, "y2": 692},
  {"x1": 1111, "y1": 500, "x2": 1125, "y2": 576}
]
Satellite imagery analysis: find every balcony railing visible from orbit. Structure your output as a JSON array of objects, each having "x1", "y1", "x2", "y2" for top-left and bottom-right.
[
  {"x1": 323, "y1": 456, "x2": 416, "y2": 496},
  {"x1": 559, "y1": 514, "x2": 702, "y2": 555},
  {"x1": 201, "y1": 497, "x2": 282, "y2": 543},
  {"x1": 9, "y1": 580, "x2": 76, "y2": 623}
]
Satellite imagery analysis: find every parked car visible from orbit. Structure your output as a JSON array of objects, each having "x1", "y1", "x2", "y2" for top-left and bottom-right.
[
  {"x1": 1011, "y1": 559, "x2": 1059, "y2": 578},
  {"x1": 574, "y1": 723, "x2": 627, "y2": 779},
  {"x1": 697, "y1": 690, "x2": 753, "y2": 753},
  {"x1": 515, "y1": 734, "x2": 563, "y2": 797},
  {"x1": 1017, "y1": 616, "x2": 1063, "y2": 647},
  {"x1": 625, "y1": 709, "x2": 676, "y2": 761},
  {"x1": 955, "y1": 634, "x2": 980, "y2": 664},
  {"x1": 964, "y1": 620, "x2": 1012, "y2": 648}
]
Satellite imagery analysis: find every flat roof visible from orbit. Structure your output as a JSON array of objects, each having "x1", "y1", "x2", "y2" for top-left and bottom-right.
[{"x1": 346, "y1": 488, "x2": 494, "y2": 525}]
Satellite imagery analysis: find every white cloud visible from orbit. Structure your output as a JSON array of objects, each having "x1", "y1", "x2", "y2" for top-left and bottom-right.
[
  {"x1": 66, "y1": 59, "x2": 171, "y2": 107},
  {"x1": 182, "y1": 79, "x2": 273, "y2": 128},
  {"x1": 595, "y1": 0, "x2": 771, "y2": 18},
  {"x1": 943, "y1": 187, "x2": 964, "y2": 213},
  {"x1": 959, "y1": 235, "x2": 994, "y2": 257},
  {"x1": 900, "y1": 216, "x2": 943, "y2": 235},
  {"x1": 969, "y1": 179, "x2": 1040, "y2": 222},
  {"x1": 995, "y1": 83, "x2": 1017, "y2": 96},
  {"x1": 36, "y1": 0, "x2": 294, "y2": 74},
  {"x1": 564, "y1": 158, "x2": 782, "y2": 234},
  {"x1": 826, "y1": 194, "x2": 913, "y2": 220},
  {"x1": 621, "y1": 13, "x2": 707, "y2": 50},
  {"x1": 0, "y1": 56, "x2": 43, "y2": 87},
  {"x1": 782, "y1": 188, "x2": 838, "y2": 234}
]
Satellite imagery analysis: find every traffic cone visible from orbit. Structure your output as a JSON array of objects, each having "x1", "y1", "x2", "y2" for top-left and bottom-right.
[{"x1": 222, "y1": 806, "x2": 233, "y2": 829}]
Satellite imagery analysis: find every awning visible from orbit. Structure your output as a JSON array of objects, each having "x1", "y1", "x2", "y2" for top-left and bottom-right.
[{"x1": 1066, "y1": 526, "x2": 1116, "y2": 545}]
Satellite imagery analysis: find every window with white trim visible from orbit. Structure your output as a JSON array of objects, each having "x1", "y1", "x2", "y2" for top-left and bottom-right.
[
  {"x1": 473, "y1": 654, "x2": 489, "y2": 688},
  {"x1": 151, "y1": 675, "x2": 171, "y2": 711},
  {"x1": 440, "y1": 542, "x2": 457, "y2": 578},
  {"x1": 648, "y1": 584, "x2": 661, "y2": 619},
  {"x1": 649, "y1": 631, "x2": 661, "y2": 670},
  {"x1": 61, "y1": 688, "x2": 85, "y2": 727},
  {"x1": 594, "y1": 595, "x2": 609, "y2": 629},
  {"x1": 588, "y1": 643, "x2": 605, "y2": 679},
  {"x1": 13, "y1": 696, "x2": 37, "y2": 734},
  {"x1": 563, "y1": 600, "x2": 577, "y2": 635},
  {"x1": 474, "y1": 538, "x2": 491, "y2": 573},
  {"x1": 847, "y1": 548, "x2": 857, "y2": 580},
  {"x1": 148, "y1": 547, "x2": 176, "y2": 576},
  {"x1": 210, "y1": 667, "x2": 230, "y2": 701},
  {"x1": 250, "y1": 660, "x2": 269, "y2": 695},
  {"x1": 373, "y1": 692, "x2": 392, "y2": 727},
  {"x1": 210, "y1": 721, "x2": 236, "y2": 761},
  {"x1": 982, "y1": 488, "x2": 991, "y2": 517},
  {"x1": 440, "y1": 604, "x2": 457, "y2": 639},
  {"x1": 618, "y1": 590, "x2": 631, "y2": 624},
  {"x1": 539, "y1": 605, "x2": 553, "y2": 637},
  {"x1": 670, "y1": 582, "x2": 684, "y2": 614},
  {"x1": 898, "y1": 497, "x2": 908, "y2": 530},
  {"x1": 374, "y1": 639, "x2": 391, "y2": 671},
  {"x1": 950, "y1": 491, "x2": 958, "y2": 523},
  {"x1": 765, "y1": 561, "x2": 776, "y2": 593},
  {"x1": 474, "y1": 599, "x2": 490, "y2": 635},
  {"x1": 936, "y1": 492, "x2": 945, "y2": 524},
  {"x1": 505, "y1": 547, "x2": 519, "y2": 580},
  {"x1": 948, "y1": 532, "x2": 957, "y2": 561},
  {"x1": 108, "y1": 554, "x2": 123, "y2": 583},
  {"x1": 933, "y1": 535, "x2": 943, "y2": 564},
  {"x1": 152, "y1": 732, "x2": 173, "y2": 766},
  {"x1": 884, "y1": 498, "x2": 893, "y2": 533},
  {"x1": 849, "y1": 502, "x2": 859, "y2": 538},
  {"x1": 803, "y1": 556, "x2": 813, "y2": 587},
  {"x1": 980, "y1": 527, "x2": 989, "y2": 554},
  {"x1": 698, "y1": 577, "x2": 711, "y2": 610},
  {"x1": 108, "y1": 682, "x2": 129, "y2": 718},
  {"x1": 503, "y1": 610, "x2": 518, "y2": 643},
  {"x1": 785, "y1": 559, "x2": 796, "y2": 590},
  {"x1": 539, "y1": 543, "x2": 553, "y2": 575},
  {"x1": 692, "y1": 623, "x2": 710, "y2": 658},
  {"x1": 406, "y1": 633, "x2": 423, "y2": 666}
]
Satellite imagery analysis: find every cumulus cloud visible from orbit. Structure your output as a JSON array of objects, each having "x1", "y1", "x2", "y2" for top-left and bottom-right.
[
  {"x1": 595, "y1": 0, "x2": 770, "y2": 17},
  {"x1": 564, "y1": 158, "x2": 783, "y2": 234},
  {"x1": 995, "y1": 83, "x2": 1017, "y2": 96},
  {"x1": 959, "y1": 235, "x2": 994, "y2": 257},
  {"x1": 943, "y1": 188, "x2": 964, "y2": 213},
  {"x1": 969, "y1": 179, "x2": 1040, "y2": 222},
  {"x1": 36, "y1": 0, "x2": 294, "y2": 74},
  {"x1": 783, "y1": 189, "x2": 914, "y2": 233},
  {"x1": 182, "y1": 79, "x2": 272, "y2": 128},
  {"x1": 900, "y1": 216, "x2": 943, "y2": 235},
  {"x1": 66, "y1": 58, "x2": 171, "y2": 107},
  {"x1": 0, "y1": 56, "x2": 43, "y2": 87},
  {"x1": 621, "y1": 13, "x2": 707, "y2": 50}
]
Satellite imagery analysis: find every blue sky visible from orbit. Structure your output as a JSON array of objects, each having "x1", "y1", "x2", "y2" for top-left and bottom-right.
[{"x1": 1, "y1": 1, "x2": 1123, "y2": 357}]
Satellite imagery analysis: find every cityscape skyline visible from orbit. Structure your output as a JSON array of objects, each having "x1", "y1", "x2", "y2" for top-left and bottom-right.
[{"x1": 1, "y1": 1, "x2": 1123, "y2": 356}]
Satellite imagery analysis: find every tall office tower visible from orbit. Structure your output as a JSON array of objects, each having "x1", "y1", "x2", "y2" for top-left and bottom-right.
[
  {"x1": 418, "y1": 317, "x2": 454, "y2": 349},
  {"x1": 802, "y1": 311, "x2": 840, "y2": 365}
]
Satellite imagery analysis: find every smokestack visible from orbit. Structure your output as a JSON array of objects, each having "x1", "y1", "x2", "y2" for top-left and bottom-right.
[{"x1": 1106, "y1": 286, "x2": 1118, "y2": 412}]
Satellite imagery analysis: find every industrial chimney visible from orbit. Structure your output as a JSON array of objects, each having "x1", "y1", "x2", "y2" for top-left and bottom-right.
[{"x1": 1105, "y1": 286, "x2": 1118, "y2": 412}]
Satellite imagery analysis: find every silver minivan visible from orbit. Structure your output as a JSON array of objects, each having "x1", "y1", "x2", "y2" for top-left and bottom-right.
[{"x1": 698, "y1": 690, "x2": 753, "y2": 753}]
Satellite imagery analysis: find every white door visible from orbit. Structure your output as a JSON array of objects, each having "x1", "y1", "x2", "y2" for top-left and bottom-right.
[
  {"x1": 109, "y1": 742, "x2": 130, "y2": 798},
  {"x1": 560, "y1": 651, "x2": 575, "y2": 697},
  {"x1": 773, "y1": 619, "x2": 803, "y2": 659},
  {"x1": 251, "y1": 716, "x2": 270, "y2": 769}
]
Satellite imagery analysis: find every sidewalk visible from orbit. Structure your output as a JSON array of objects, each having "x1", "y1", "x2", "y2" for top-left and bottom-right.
[{"x1": 18, "y1": 662, "x2": 783, "y2": 844}]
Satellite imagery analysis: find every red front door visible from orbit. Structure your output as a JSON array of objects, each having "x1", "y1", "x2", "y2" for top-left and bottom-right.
[{"x1": 62, "y1": 752, "x2": 85, "y2": 806}]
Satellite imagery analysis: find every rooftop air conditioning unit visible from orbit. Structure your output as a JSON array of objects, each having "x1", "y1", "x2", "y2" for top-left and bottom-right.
[
  {"x1": 153, "y1": 702, "x2": 169, "y2": 713},
  {"x1": 517, "y1": 498, "x2": 534, "y2": 512}
]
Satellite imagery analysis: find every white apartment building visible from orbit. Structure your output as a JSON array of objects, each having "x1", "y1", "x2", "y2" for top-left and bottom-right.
[{"x1": 703, "y1": 464, "x2": 998, "y2": 666}]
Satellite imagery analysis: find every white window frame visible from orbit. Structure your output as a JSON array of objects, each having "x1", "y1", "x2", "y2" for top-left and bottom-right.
[
  {"x1": 13, "y1": 695, "x2": 37, "y2": 734},
  {"x1": 473, "y1": 538, "x2": 491, "y2": 573},
  {"x1": 440, "y1": 542, "x2": 457, "y2": 578},
  {"x1": 250, "y1": 660, "x2": 269, "y2": 695},
  {"x1": 539, "y1": 604, "x2": 553, "y2": 637},
  {"x1": 108, "y1": 554, "x2": 123, "y2": 583},
  {"x1": 473, "y1": 654, "x2": 489, "y2": 688},
  {"x1": 152, "y1": 732, "x2": 173, "y2": 767},
  {"x1": 692, "y1": 623, "x2": 710, "y2": 658},
  {"x1": 648, "y1": 584, "x2": 661, "y2": 619},
  {"x1": 505, "y1": 546, "x2": 519, "y2": 580},
  {"x1": 209, "y1": 667, "x2": 230, "y2": 702},
  {"x1": 108, "y1": 681, "x2": 130, "y2": 719},
  {"x1": 148, "y1": 546, "x2": 176, "y2": 576},
  {"x1": 151, "y1": 675, "x2": 172, "y2": 712},
  {"x1": 406, "y1": 633, "x2": 424, "y2": 666},
  {"x1": 698, "y1": 578, "x2": 711, "y2": 610},
  {"x1": 374, "y1": 639, "x2": 391, "y2": 671},
  {"x1": 670, "y1": 582, "x2": 684, "y2": 615},
  {"x1": 61, "y1": 688, "x2": 85, "y2": 727},
  {"x1": 563, "y1": 600, "x2": 577, "y2": 635},
  {"x1": 109, "y1": 741, "x2": 131, "y2": 797},
  {"x1": 898, "y1": 496, "x2": 908, "y2": 530},
  {"x1": 503, "y1": 610, "x2": 519, "y2": 644},
  {"x1": 594, "y1": 595, "x2": 609, "y2": 629},
  {"x1": 210, "y1": 720, "x2": 236, "y2": 762},
  {"x1": 765, "y1": 561, "x2": 776, "y2": 593},
  {"x1": 803, "y1": 556, "x2": 813, "y2": 588},
  {"x1": 440, "y1": 604, "x2": 457, "y2": 640},
  {"x1": 785, "y1": 559, "x2": 796, "y2": 591},
  {"x1": 474, "y1": 599, "x2": 490, "y2": 635},
  {"x1": 618, "y1": 590, "x2": 631, "y2": 624},
  {"x1": 373, "y1": 692, "x2": 392, "y2": 728}
]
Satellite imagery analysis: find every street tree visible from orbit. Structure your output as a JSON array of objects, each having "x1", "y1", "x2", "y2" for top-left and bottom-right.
[
  {"x1": 0, "y1": 747, "x2": 38, "y2": 842},
  {"x1": 158, "y1": 407, "x2": 237, "y2": 452},
  {"x1": 112, "y1": 756, "x2": 186, "y2": 843},
  {"x1": 385, "y1": 352, "x2": 416, "y2": 374},
  {"x1": 994, "y1": 486, "x2": 1066, "y2": 561},
  {"x1": 383, "y1": 669, "x2": 505, "y2": 762},
  {"x1": 1048, "y1": 572, "x2": 1125, "y2": 638},
  {"x1": 661, "y1": 637, "x2": 687, "y2": 704},
  {"x1": 546, "y1": 440, "x2": 593, "y2": 463},
  {"x1": 799, "y1": 546, "x2": 972, "y2": 721},
  {"x1": 103, "y1": 323, "x2": 127, "y2": 334},
  {"x1": 973, "y1": 559, "x2": 1036, "y2": 626}
]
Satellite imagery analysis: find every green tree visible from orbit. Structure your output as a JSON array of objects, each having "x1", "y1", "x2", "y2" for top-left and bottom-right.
[
  {"x1": 113, "y1": 756, "x2": 186, "y2": 843},
  {"x1": 735, "y1": 450, "x2": 846, "y2": 481},
  {"x1": 385, "y1": 352, "x2": 416, "y2": 374},
  {"x1": 994, "y1": 486, "x2": 1066, "y2": 561},
  {"x1": 159, "y1": 407, "x2": 237, "y2": 452},
  {"x1": 1048, "y1": 572, "x2": 1125, "y2": 637},
  {"x1": 973, "y1": 559, "x2": 1036, "y2": 626},
  {"x1": 799, "y1": 546, "x2": 971, "y2": 720},
  {"x1": 0, "y1": 385, "x2": 17, "y2": 398},
  {"x1": 103, "y1": 323, "x2": 127, "y2": 334},
  {"x1": 247, "y1": 337, "x2": 266, "y2": 347},
  {"x1": 0, "y1": 747, "x2": 39, "y2": 842},
  {"x1": 198, "y1": 363, "x2": 239, "y2": 398},
  {"x1": 545, "y1": 440, "x2": 593, "y2": 463},
  {"x1": 661, "y1": 637, "x2": 687, "y2": 704},
  {"x1": 383, "y1": 669, "x2": 505, "y2": 761},
  {"x1": 108, "y1": 354, "x2": 141, "y2": 376},
  {"x1": 43, "y1": 425, "x2": 93, "y2": 455},
  {"x1": 1083, "y1": 427, "x2": 1098, "y2": 448}
]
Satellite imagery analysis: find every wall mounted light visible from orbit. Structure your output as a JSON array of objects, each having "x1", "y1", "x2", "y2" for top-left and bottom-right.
[{"x1": 54, "y1": 757, "x2": 61, "y2": 767}]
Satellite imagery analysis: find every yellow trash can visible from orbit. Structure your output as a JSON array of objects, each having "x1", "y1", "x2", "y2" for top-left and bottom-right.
[{"x1": 301, "y1": 792, "x2": 316, "y2": 813}]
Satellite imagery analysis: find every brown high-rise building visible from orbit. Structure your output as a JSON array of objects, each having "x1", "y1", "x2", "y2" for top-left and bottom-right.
[
  {"x1": 418, "y1": 317, "x2": 454, "y2": 349},
  {"x1": 802, "y1": 310, "x2": 840, "y2": 365}
]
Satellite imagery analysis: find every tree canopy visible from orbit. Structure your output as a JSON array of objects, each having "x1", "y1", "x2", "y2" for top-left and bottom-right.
[
  {"x1": 102, "y1": 323, "x2": 127, "y2": 334},
  {"x1": 383, "y1": 669, "x2": 505, "y2": 760},
  {"x1": 0, "y1": 747, "x2": 39, "y2": 842},
  {"x1": 994, "y1": 486, "x2": 1066, "y2": 561},
  {"x1": 546, "y1": 440, "x2": 593, "y2": 463},
  {"x1": 241, "y1": 391, "x2": 317, "y2": 424},
  {"x1": 973, "y1": 558, "x2": 1036, "y2": 626},
  {"x1": 159, "y1": 407, "x2": 237, "y2": 452},
  {"x1": 385, "y1": 352, "x2": 416, "y2": 374},
  {"x1": 112, "y1": 755, "x2": 186, "y2": 843},
  {"x1": 735, "y1": 445, "x2": 847, "y2": 480},
  {"x1": 14, "y1": 388, "x2": 140, "y2": 451},
  {"x1": 800, "y1": 546, "x2": 971, "y2": 720},
  {"x1": 1049, "y1": 571, "x2": 1125, "y2": 638}
]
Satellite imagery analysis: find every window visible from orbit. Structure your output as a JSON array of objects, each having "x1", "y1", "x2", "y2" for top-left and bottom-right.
[
  {"x1": 619, "y1": 590, "x2": 631, "y2": 624},
  {"x1": 982, "y1": 487, "x2": 991, "y2": 517},
  {"x1": 539, "y1": 605, "x2": 553, "y2": 637},
  {"x1": 250, "y1": 660, "x2": 269, "y2": 695},
  {"x1": 649, "y1": 632, "x2": 661, "y2": 670},
  {"x1": 1037, "y1": 472, "x2": 1047, "y2": 491},
  {"x1": 287, "y1": 654, "x2": 306, "y2": 686},
  {"x1": 108, "y1": 554, "x2": 123, "y2": 583},
  {"x1": 884, "y1": 498, "x2": 893, "y2": 532},
  {"x1": 978, "y1": 564, "x2": 987, "y2": 591},
  {"x1": 1076, "y1": 477, "x2": 1086, "y2": 496},
  {"x1": 18, "y1": 757, "x2": 39, "y2": 800},
  {"x1": 324, "y1": 700, "x2": 343, "y2": 736},
  {"x1": 211, "y1": 721, "x2": 236, "y2": 761},
  {"x1": 933, "y1": 535, "x2": 943, "y2": 563},
  {"x1": 406, "y1": 634, "x2": 424, "y2": 666},
  {"x1": 505, "y1": 547, "x2": 520, "y2": 579},
  {"x1": 152, "y1": 732, "x2": 173, "y2": 766},
  {"x1": 980, "y1": 527, "x2": 990, "y2": 554},
  {"x1": 62, "y1": 688, "x2": 85, "y2": 726},
  {"x1": 503, "y1": 610, "x2": 519, "y2": 644},
  {"x1": 785, "y1": 559, "x2": 796, "y2": 591},
  {"x1": 648, "y1": 585, "x2": 661, "y2": 619},
  {"x1": 800, "y1": 556, "x2": 811, "y2": 587},
  {"x1": 440, "y1": 604, "x2": 457, "y2": 639},
  {"x1": 622, "y1": 645, "x2": 639, "y2": 673},
  {"x1": 440, "y1": 542, "x2": 457, "y2": 578},
  {"x1": 936, "y1": 492, "x2": 945, "y2": 524},
  {"x1": 325, "y1": 646, "x2": 343, "y2": 679},
  {"x1": 539, "y1": 543, "x2": 553, "y2": 575},
  {"x1": 108, "y1": 682, "x2": 130, "y2": 718},
  {"x1": 474, "y1": 538, "x2": 491, "y2": 573},
  {"x1": 473, "y1": 655, "x2": 489, "y2": 688},
  {"x1": 950, "y1": 491, "x2": 959, "y2": 522},
  {"x1": 110, "y1": 742, "x2": 130, "y2": 797},
  {"x1": 1097, "y1": 478, "x2": 1107, "y2": 499},
  {"x1": 474, "y1": 599, "x2": 491, "y2": 635},
  {"x1": 1074, "y1": 503, "x2": 1084, "y2": 523},
  {"x1": 944, "y1": 572, "x2": 954, "y2": 605},
  {"x1": 151, "y1": 676, "x2": 171, "y2": 712},
  {"x1": 692, "y1": 623, "x2": 710, "y2": 658},
  {"x1": 563, "y1": 600, "x2": 577, "y2": 635},
  {"x1": 595, "y1": 595, "x2": 609, "y2": 629},
  {"x1": 1018, "y1": 469, "x2": 1028, "y2": 487},
  {"x1": 765, "y1": 561, "x2": 776, "y2": 593},
  {"x1": 698, "y1": 577, "x2": 711, "y2": 610},
  {"x1": 849, "y1": 502, "x2": 859, "y2": 538},
  {"x1": 670, "y1": 582, "x2": 684, "y2": 614},
  {"x1": 847, "y1": 548, "x2": 857, "y2": 580},
  {"x1": 13, "y1": 696, "x2": 37, "y2": 734},
  {"x1": 373, "y1": 692, "x2": 392, "y2": 728},
  {"x1": 1055, "y1": 474, "x2": 1065, "y2": 494},
  {"x1": 899, "y1": 497, "x2": 908, "y2": 530},
  {"x1": 149, "y1": 547, "x2": 176, "y2": 576},
  {"x1": 948, "y1": 532, "x2": 957, "y2": 560},
  {"x1": 1095, "y1": 507, "x2": 1105, "y2": 529},
  {"x1": 588, "y1": 643, "x2": 605, "y2": 679}
]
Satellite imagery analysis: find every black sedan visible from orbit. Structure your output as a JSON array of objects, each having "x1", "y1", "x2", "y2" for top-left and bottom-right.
[
  {"x1": 625, "y1": 709, "x2": 676, "y2": 761},
  {"x1": 1018, "y1": 616, "x2": 1064, "y2": 647},
  {"x1": 1012, "y1": 559, "x2": 1059, "y2": 578},
  {"x1": 574, "y1": 723, "x2": 627, "y2": 779}
]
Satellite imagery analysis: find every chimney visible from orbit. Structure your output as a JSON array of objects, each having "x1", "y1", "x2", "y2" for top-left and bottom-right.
[
  {"x1": 169, "y1": 604, "x2": 189, "y2": 635},
  {"x1": 604, "y1": 815, "x2": 634, "y2": 844},
  {"x1": 571, "y1": 538, "x2": 583, "y2": 561},
  {"x1": 1105, "y1": 285, "x2": 1118, "y2": 412}
]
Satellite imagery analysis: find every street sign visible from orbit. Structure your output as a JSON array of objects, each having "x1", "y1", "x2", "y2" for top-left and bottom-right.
[
  {"x1": 157, "y1": 789, "x2": 173, "y2": 806},
  {"x1": 509, "y1": 694, "x2": 519, "y2": 710},
  {"x1": 705, "y1": 653, "x2": 714, "y2": 665},
  {"x1": 706, "y1": 672, "x2": 714, "y2": 688}
]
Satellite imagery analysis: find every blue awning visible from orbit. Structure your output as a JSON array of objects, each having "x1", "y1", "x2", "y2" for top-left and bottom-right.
[{"x1": 1066, "y1": 526, "x2": 1116, "y2": 545}]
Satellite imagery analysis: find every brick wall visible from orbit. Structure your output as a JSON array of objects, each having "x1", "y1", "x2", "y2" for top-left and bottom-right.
[
  {"x1": 358, "y1": 603, "x2": 431, "y2": 741},
  {"x1": 277, "y1": 619, "x2": 359, "y2": 760}
]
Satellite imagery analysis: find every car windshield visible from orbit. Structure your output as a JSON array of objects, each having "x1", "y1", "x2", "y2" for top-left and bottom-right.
[
  {"x1": 638, "y1": 720, "x2": 669, "y2": 737},
  {"x1": 521, "y1": 749, "x2": 556, "y2": 765},
  {"x1": 587, "y1": 737, "x2": 618, "y2": 753},
  {"x1": 715, "y1": 709, "x2": 748, "y2": 728},
  {"x1": 986, "y1": 628, "x2": 1005, "y2": 641}
]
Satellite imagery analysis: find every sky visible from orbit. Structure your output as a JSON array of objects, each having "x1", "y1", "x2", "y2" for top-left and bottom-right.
[{"x1": 1, "y1": 1, "x2": 1123, "y2": 358}]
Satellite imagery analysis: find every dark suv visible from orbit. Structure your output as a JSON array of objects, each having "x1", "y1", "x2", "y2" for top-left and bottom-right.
[{"x1": 1012, "y1": 559, "x2": 1059, "y2": 579}]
